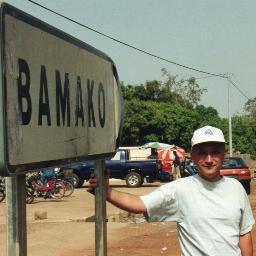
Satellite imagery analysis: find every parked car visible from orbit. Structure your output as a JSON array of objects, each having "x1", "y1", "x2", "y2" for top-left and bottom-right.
[
  {"x1": 220, "y1": 157, "x2": 251, "y2": 194},
  {"x1": 60, "y1": 149, "x2": 171, "y2": 188},
  {"x1": 181, "y1": 162, "x2": 198, "y2": 177}
]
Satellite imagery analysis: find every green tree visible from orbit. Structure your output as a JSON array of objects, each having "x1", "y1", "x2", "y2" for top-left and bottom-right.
[
  {"x1": 120, "y1": 74, "x2": 256, "y2": 156},
  {"x1": 121, "y1": 99, "x2": 200, "y2": 150},
  {"x1": 244, "y1": 97, "x2": 256, "y2": 119},
  {"x1": 194, "y1": 105, "x2": 225, "y2": 130},
  {"x1": 232, "y1": 116, "x2": 256, "y2": 155},
  {"x1": 145, "y1": 80, "x2": 161, "y2": 101},
  {"x1": 121, "y1": 69, "x2": 206, "y2": 108},
  {"x1": 120, "y1": 82, "x2": 134, "y2": 101},
  {"x1": 161, "y1": 68, "x2": 207, "y2": 108}
]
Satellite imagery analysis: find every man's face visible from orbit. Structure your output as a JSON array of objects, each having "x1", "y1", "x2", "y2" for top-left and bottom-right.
[{"x1": 191, "y1": 142, "x2": 226, "y2": 182}]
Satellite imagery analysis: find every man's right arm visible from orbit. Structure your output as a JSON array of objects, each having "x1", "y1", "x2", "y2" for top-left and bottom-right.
[
  {"x1": 87, "y1": 174, "x2": 147, "y2": 214},
  {"x1": 106, "y1": 187, "x2": 147, "y2": 213}
]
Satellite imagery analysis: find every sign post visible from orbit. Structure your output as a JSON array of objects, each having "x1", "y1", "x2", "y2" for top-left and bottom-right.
[
  {"x1": 0, "y1": 2, "x2": 123, "y2": 256},
  {"x1": 6, "y1": 175, "x2": 27, "y2": 256},
  {"x1": 94, "y1": 160, "x2": 107, "y2": 256}
]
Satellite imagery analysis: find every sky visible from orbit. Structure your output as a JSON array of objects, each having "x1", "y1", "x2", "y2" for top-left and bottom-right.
[{"x1": 4, "y1": 0, "x2": 256, "y2": 118}]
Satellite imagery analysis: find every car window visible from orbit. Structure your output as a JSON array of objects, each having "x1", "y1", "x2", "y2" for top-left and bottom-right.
[
  {"x1": 222, "y1": 158, "x2": 246, "y2": 168},
  {"x1": 111, "y1": 151, "x2": 121, "y2": 161}
]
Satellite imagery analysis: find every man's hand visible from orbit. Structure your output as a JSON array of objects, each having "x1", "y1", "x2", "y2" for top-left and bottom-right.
[
  {"x1": 87, "y1": 170, "x2": 110, "y2": 194},
  {"x1": 86, "y1": 172, "x2": 97, "y2": 194}
]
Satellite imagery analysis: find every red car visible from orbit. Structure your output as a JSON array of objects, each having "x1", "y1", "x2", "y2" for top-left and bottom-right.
[{"x1": 220, "y1": 157, "x2": 251, "y2": 194}]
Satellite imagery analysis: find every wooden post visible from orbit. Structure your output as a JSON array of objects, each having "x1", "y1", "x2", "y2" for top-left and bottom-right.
[
  {"x1": 6, "y1": 174, "x2": 27, "y2": 256},
  {"x1": 94, "y1": 160, "x2": 107, "y2": 256}
]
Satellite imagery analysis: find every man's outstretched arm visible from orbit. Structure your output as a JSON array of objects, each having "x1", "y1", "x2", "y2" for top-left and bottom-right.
[{"x1": 87, "y1": 174, "x2": 147, "y2": 214}]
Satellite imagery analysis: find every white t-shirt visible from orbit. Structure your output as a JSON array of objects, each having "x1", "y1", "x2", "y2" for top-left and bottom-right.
[{"x1": 141, "y1": 174, "x2": 255, "y2": 256}]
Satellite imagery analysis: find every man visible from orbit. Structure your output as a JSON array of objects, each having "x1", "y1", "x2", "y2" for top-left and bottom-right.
[
  {"x1": 172, "y1": 150, "x2": 181, "y2": 179},
  {"x1": 88, "y1": 125, "x2": 255, "y2": 256}
]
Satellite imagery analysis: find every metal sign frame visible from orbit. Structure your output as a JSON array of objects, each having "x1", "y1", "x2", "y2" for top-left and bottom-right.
[{"x1": 0, "y1": 3, "x2": 124, "y2": 176}]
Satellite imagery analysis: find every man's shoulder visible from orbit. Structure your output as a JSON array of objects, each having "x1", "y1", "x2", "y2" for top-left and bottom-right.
[
  {"x1": 166, "y1": 176, "x2": 195, "y2": 189},
  {"x1": 221, "y1": 176, "x2": 241, "y2": 185},
  {"x1": 221, "y1": 176, "x2": 245, "y2": 190}
]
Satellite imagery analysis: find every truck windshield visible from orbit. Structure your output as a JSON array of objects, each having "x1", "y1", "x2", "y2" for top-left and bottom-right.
[{"x1": 111, "y1": 151, "x2": 121, "y2": 160}]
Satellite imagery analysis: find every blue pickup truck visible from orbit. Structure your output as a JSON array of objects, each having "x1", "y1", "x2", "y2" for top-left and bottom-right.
[{"x1": 60, "y1": 149, "x2": 171, "y2": 188}]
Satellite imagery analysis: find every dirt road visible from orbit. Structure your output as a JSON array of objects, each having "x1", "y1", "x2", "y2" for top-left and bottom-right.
[{"x1": 0, "y1": 179, "x2": 256, "y2": 256}]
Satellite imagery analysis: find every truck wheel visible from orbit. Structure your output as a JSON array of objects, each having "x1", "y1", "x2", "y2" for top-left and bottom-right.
[{"x1": 125, "y1": 172, "x2": 142, "y2": 188}]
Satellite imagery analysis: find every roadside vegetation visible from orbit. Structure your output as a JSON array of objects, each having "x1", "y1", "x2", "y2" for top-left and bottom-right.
[{"x1": 120, "y1": 69, "x2": 256, "y2": 156}]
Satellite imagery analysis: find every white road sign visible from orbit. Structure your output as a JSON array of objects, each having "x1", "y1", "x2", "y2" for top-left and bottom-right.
[{"x1": 0, "y1": 3, "x2": 123, "y2": 175}]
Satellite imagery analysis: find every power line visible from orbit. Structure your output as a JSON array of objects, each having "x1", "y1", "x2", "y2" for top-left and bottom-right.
[
  {"x1": 194, "y1": 75, "x2": 222, "y2": 80},
  {"x1": 227, "y1": 78, "x2": 250, "y2": 100},
  {"x1": 27, "y1": 0, "x2": 226, "y2": 78},
  {"x1": 177, "y1": 75, "x2": 219, "y2": 83}
]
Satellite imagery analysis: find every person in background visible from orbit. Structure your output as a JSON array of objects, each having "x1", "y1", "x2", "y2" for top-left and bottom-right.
[
  {"x1": 88, "y1": 125, "x2": 255, "y2": 256},
  {"x1": 148, "y1": 148, "x2": 158, "y2": 159},
  {"x1": 172, "y1": 150, "x2": 181, "y2": 179}
]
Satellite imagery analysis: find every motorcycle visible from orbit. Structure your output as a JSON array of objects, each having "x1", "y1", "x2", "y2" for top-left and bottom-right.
[{"x1": 26, "y1": 175, "x2": 65, "y2": 200}]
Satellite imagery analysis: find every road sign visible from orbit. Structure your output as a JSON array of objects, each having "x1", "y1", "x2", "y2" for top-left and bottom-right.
[{"x1": 0, "y1": 3, "x2": 123, "y2": 175}]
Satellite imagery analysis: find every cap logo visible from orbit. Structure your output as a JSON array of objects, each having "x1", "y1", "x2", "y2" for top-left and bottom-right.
[{"x1": 204, "y1": 129, "x2": 213, "y2": 136}]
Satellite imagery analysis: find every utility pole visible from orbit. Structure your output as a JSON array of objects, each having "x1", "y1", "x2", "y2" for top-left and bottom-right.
[{"x1": 227, "y1": 76, "x2": 233, "y2": 157}]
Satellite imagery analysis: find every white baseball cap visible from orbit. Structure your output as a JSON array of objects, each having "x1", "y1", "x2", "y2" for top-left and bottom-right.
[{"x1": 191, "y1": 125, "x2": 226, "y2": 147}]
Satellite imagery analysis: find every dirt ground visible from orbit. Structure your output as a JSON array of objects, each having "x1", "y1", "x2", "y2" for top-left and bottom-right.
[{"x1": 0, "y1": 179, "x2": 256, "y2": 256}]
